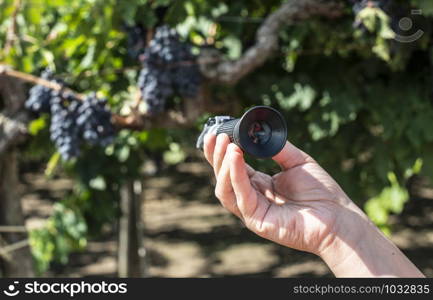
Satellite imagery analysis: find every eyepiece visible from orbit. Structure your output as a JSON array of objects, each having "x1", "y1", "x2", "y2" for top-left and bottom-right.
[
  {"x1": 209, "y1": 106, "x2": 287, "y2": 158},
  {"x1": 196, "y1": 106, "x2": 287, "y2": 159}
]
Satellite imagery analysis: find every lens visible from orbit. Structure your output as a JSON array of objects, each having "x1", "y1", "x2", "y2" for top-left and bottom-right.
[
  {"x1": 236, "y1": 106, "x2": 287, "y2": 158},
  {"x1": 248, "y1": 121, "x2": 271, "y2": 145}
]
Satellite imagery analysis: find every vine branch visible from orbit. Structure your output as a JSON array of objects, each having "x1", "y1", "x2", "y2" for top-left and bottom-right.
[
  {"x1": 0, "y1": 65, "x2": 85, "y2": 99},
  {"x1": 200, "y1": 0, "x2": 343, "y2": 84},
  {"x1": 0, "y1": 65, "x2": 211, "y2": 132}
]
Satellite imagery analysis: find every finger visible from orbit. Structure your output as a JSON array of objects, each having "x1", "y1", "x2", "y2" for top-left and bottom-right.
[
  {"x1": 237, "y1": 159, "x2": 284, "y2": 206},
  {"x1": 215, "y1": 150, "x2": 242, "y2": 218},
  {"x1": 228, "y1": 144, "x2": 266, "y2": 218},
  {"x1": 272, "y1": 141, "x2": 314, "y2": 171},
  {"x1": 203, "y1": 133, "x2": 217, "y2": 166},
  {"x1": 213, "y1": 134, "x2": 230, "y2": 176},
  {"x1": 246, "y1": 163, "x2": 256, "y2": 178}
]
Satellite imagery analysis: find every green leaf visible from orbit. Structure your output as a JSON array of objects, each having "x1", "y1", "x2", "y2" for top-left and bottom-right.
[
  {"x1": 41, "y1": 49, "x2": 55, "y2": 69},
  {"x1": 276, "y1": 83, "x2": 316, "y2": 111},
  {"x1": 356, "y1": 7, "x2": 378, "y2": 32},
  {"x1": 364, "y1": 173, "x2": 409, "y2": 227},
  {"x1": 28, "y1": 117, "x2": 47, "y2": 136},
  {"x1": 79, "y1": 40, "x2": 96, "y2": 69},
  {"x1": 117, "y1": 145, "x2": 130, "y2": 162},
  {"x1": 45, "y1": 152, "x2": 61, "y2": 178},
  {"x1": 223, "y1": 35, "x2": 242, "y2": 59},
  {"x1": 163, "y1": 142, "x2": 186, "y2": 165},
  {"x1": 62, "y1": 34, "x2": 86, "y2": 57},
  {"x1": 365, "y1": 198, "x2": 389, "y2": 225},
  {"x1": 89, "y1": 176, "x2": 107, "y2": 191}
]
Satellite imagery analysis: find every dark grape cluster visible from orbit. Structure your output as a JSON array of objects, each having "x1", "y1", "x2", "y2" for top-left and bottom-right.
[
  {"x1": 49, "y1": 92, "x2": 81, "y2": 160},
  {"x1": 138, "y1": 25, "x2": 201, "y2": 115},
  {"x1": 76, "y1": 93, "x2": 115, "y2": 147},
  {"x1": 25, "y1": 70, "x2": 116, "y2": 160},
  {"x1": 25, "y1": 69, "x2": 56, "y2": 114},
  {"x1": 138, "y1": 66, "x2": 173, "y2": 114}
]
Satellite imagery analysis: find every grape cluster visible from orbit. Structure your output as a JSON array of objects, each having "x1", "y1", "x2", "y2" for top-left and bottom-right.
[
  {"x1": 24, "y1": 70, "x2": 116, "y2": 160},
  {"x1": 76, "y1": 93, "x2": 115, "y2": 147},
  {"x1": 138, "y1": 66, "x2": 172, "y2": 114},
  {"x1": 49, "y1": 92, "x2": 81, "y2": 160},
  {"x1": 25, "y1": 69, "x2": 56, "y2": 114},
  {"x1": 138, "y1": 26, "x2": 201, "y2": 115}
]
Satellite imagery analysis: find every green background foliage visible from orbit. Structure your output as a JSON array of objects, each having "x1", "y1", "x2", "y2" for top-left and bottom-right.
[{"x1": 1, "y1": 0, "x2": 433, "y2": 273}]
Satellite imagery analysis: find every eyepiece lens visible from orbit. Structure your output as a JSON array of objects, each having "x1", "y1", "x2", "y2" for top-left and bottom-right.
[{"x1": 248, "y1": 121, "x2": 271, "y2": 144}]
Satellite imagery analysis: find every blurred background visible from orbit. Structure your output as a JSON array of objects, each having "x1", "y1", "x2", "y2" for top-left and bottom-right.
[{"x1": 1, "y1": 0, "x2": 433, "y2": 277}]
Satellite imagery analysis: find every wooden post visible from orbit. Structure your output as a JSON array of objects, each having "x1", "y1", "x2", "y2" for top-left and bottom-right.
[
  {"x1": 118, "y1": 180, "x2": 146, "y2": 277},
  {"x1": 134, "y1": 180, "x2": 148, "y2": 277}
]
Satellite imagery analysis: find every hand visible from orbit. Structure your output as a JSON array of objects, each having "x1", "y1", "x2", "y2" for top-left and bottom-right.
[
  {"x1": 204, "y1": 133, "x2": 354, "y2": 255},
  {"x1": 204, "y1": 133, "x2": 424, "y2": 277}
]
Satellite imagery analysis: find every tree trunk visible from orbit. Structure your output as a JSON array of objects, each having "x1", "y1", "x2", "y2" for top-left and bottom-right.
[
  {"x1": 0, "y1": 152, "x2": 34, "y2": 276},
  {"x1": 0, "y1": 75, "x2": 34, "y2": 277}
]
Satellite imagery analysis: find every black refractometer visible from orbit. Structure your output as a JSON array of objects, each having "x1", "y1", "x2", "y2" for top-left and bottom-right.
[{"x1": 196, "y1": 106, "x2": 288, "y2": 159}]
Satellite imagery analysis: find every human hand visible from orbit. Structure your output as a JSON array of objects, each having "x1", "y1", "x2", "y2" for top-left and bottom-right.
[
  {"x1": 204, "y1": 133, "x2": 355, "y2": 255},
  {"x1": 203, "y1": 133, "x2": 424, "y2": 277}
]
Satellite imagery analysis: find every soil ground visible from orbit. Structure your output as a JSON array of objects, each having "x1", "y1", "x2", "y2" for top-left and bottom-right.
[{"x1": 20, "y1": 160, "x2": 433, "y2": 277}]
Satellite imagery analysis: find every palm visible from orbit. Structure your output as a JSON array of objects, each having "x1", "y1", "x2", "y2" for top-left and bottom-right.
[
  {"x1": 204, "y1": 134, "x2": 350, "y2": 255},
  {"x1": 245, "y1": 161, "x2": 347, "y2": 254}
]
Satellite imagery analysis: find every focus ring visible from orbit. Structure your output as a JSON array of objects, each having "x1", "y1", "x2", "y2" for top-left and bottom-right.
[{"x1": 216, "y1": 119, "x2": 239, "y2": 143}]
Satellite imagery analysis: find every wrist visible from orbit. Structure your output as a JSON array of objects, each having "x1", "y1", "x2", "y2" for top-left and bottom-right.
[
  {"x1": 318, "y1": 204, "x2": 376, "y2": 276},
  {"x1": 318, "y1": 201, "x2": 424, "y2": 277},
  {"x1": 317, "y1": 201, "x2": 372, "y2": 271}
]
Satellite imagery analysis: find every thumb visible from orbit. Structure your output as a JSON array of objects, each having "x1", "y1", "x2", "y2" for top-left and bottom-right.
[{"x1": 272, "y1": 141, "x2": 313, "y2": 171}]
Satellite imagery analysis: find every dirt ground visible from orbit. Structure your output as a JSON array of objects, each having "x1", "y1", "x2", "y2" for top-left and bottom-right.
[{"x1": 20, "y1": 159, "x2": 433, "y2": 278}]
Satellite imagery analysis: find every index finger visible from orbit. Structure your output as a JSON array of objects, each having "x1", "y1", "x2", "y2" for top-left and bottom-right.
[{"x1": 204, "y1": 133, "x2": 217, "y2": 166}]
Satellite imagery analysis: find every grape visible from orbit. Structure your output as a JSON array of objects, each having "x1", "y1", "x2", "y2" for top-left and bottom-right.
[
  {"x1": 138, "y1": 25, "x2": 202, "y2": 115},
  {"x1": 76, "y1": 93, "x2": 115, "y2": 147},
  {"x1": 25, "y1": 69, "x2": 57, "y2": 114}
]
